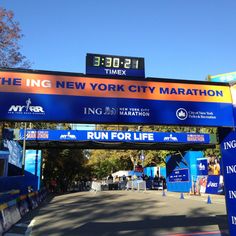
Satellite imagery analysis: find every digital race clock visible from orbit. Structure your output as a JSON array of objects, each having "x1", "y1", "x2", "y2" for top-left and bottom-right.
[{"x1": 86, "y1": 53, "x2": 145, "y2": 78}]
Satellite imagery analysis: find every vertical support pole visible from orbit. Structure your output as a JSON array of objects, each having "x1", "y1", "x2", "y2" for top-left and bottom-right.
[{"x1": 22, "y1": 122, "x2": 27, "y2": 175}]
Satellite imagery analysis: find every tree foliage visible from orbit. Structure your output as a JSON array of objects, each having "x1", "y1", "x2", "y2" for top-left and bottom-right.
[
  {"x1": 0, "y1": 7, "x2": 30, "y2": 68},
  {"x1": 42, "y1": 148, "x2": 88, "y2": 192},
  {"x1": 87, "y1": 149, "x2": 133, "y2": 179},
  {"x1": 88, "y1": 125, "x2": 220, "y2": 178}
]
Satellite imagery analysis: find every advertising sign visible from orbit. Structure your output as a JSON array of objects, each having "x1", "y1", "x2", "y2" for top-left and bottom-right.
[
  {"x1": 19, "y1": 129, "x2": 211, "y2": 144},
  {"x1": 0, "y1": 70, "x2": 234, "y2": 127},
  {"x1": 209, "y1": 72, "x2": 236, "y2": 82},
  {"x1": 168, "y1": 168, "x2": 189, "y2": 182},
  {"x1": 197, "y1": 158, "x2": 208, "y2": 176},
  {"x1": 230, "y1": 84, "x2": 236, "y2": 126},
  {"x1": 220, "y1": 129, "x2": 236, "y2": 235},
  {"x1": 205, "y1": 175, "x2": 220, "y2": 194}
]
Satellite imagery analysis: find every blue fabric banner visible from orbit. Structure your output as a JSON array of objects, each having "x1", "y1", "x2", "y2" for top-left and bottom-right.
[
  {"x1": 197, "y1": 158, "x2": 208, "y2": 176},
  {"x1": 19, "y1": 129, "x2": 211, "y2": 144},
  {"x1": 220, "y1": 129, "x2": 236, "y2": 235},
  {"x1": 0, "y1": 70, "x2": 234, "y2": 126}
]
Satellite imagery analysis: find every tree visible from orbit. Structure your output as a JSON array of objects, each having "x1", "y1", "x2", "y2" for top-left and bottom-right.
[
  {"x1": 0, "y1": 7, "x2": 30, "y2": 68},
  {"x1": 87, "y1": 149, "x2": 133, "y2": 179},
  {"x1": 88, "y1": 124, "x2": 220, "y2": 176},
  {"x1": 43, "y1": 148, "x2": 87, "y2": 192}
]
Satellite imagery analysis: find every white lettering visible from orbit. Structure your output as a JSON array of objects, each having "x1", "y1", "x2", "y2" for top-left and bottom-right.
[
  {"x1": 9, "y1": 105, "x2": 25, "y2": 112},
  {"x1": 87, "y1": 132, "x2": 108, "y2": 140},
  {"x1": 224, "y1": 140, "x2": 236, "y2": 150},
  {"x1": 87, "y1": 132, "x2": 94, "y2": 139},
  {"x1": 232, "y1": 216, "x2": 236, "y2": 225},
  {"x1": 26, "y1": 79, "x2": 52, "y2": 88},
  {"x1": 117, "y1": 132, "x2": 125, "y2": 140},
  {"x1": 104, "y1": 69, "x2": 126, "y2": 75},
  {"x1": 207, "y1": 181, "x2": 218, "y2": 188},
  {"x1": 229, "y1": 191, "x2": 236, "y2": 199},
  {"x1": 84, "y1": 107, "x2": 103, "y2": 115},
  {"x1": 125, "y1": 133, "x2": 131, "y2": 140},
  {"x1": 226, "y1": 165, "x2": 236, "y2": 174},
  {"x1": 29, "y1": 106, "x2": 44, "y2": 113},
  {"x1": 134, "y1": 133, "x2": 154, "y2": 141}
]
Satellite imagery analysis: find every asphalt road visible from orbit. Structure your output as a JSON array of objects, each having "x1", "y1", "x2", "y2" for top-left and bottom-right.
[{"x1": 5, "y1": 190, "x2": 229, "y2": 236}]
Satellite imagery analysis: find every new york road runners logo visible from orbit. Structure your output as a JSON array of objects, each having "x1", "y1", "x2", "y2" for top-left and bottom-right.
[{"x1": 8, "y1": 98, "x2": 45, "y2": 115}]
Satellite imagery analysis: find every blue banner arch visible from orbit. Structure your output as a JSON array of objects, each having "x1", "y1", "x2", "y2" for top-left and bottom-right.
[
  {"x1": 0, "y1": 68, "x2": 234, "y2": 127},
  {"x1": 1, "y1": 68, "x2": 236, "y2": 235}
]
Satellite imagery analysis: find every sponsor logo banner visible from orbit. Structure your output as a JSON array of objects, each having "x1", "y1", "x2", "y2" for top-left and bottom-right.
[
  {"x1": 19, "y1": 129, "x2": 211, "y2": 144},
  {"x1": 205, "y1": 175, "x2": 220, "y2": 194},
  {"x1": 197, "y1": 159, "x2": 208, "y2": 176},
  {"x1": 0, "y1": 71, "x2": 232, "y2": 102},
  {"x1": 220, "y1": 129, "x2": 236, "y2": 234},
  {"x1": 1, "y1": 93, "x2": 234, "y2": 126},
  {"x1": 0, "y1": 71, "x2": 234, "y2": 126}
]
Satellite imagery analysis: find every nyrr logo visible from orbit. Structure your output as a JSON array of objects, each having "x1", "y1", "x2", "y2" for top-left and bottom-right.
[
  {"x1": 84, "y1": 107, "x2": 117, "y2": 116},
  {"x1": 8, "y1": 98, "x2": 45, "y2": 115},
  {"x1": 60, "y1": 132, "x2": 77, "y2": 140},
  {"x1": 163, "y1": 134, "x2": 178, "y2": 141}
]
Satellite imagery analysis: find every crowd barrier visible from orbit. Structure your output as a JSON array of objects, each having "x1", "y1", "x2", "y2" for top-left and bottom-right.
[
  {"x1": 90, "y1": 181, "x2": 102, "y2": 192},
  {"x1": 90, "y1": 180, "x2": 147, "y2": 192},
  {"x1": 0, "y1": 187, "x2": 48, "y2": 235},
  {"x1": 0, "y1": 189, "x2": 20, "y2": 205},
  {"x1": 126, "y1": 180, "x2": 146, "y2": 191}
]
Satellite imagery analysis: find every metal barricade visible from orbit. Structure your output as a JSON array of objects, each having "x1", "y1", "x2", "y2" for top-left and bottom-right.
[
  {"x1": 126, "y1": 180, "x2": 146, "y2": 191},
  {"x1": 90, "y1": 181, "x2": 102, "y2": 192}
]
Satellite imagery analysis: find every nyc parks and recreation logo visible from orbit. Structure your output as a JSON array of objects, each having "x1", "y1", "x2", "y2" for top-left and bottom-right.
[
  {"x1": 176, "y1": 108, "x2": 188, "y2": 120},
  {"x1": 8, "y1": 98, "x2": 45, "y2": 115}
]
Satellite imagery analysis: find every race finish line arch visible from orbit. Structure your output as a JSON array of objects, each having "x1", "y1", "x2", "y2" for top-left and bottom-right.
[{"x1": 1, "y1": 68, "x2": 236, "y2": 234}]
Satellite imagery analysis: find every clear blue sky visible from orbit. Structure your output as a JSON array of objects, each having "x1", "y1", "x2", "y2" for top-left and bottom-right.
[{"x1": 2, "y1": 0, "x2": 236, "y2": 81}]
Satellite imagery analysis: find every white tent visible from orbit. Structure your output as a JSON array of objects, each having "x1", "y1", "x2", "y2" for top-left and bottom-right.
[{"x1": 112, "y1": 170, "x2": 143, "y2": 178}]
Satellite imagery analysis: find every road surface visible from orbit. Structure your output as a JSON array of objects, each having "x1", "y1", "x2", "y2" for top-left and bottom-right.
[{"x1": 5, "y1": 190, "x2": 229, "y2": 236}]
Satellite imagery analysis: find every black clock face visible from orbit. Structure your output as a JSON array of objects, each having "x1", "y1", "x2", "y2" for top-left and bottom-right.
[
  {"x1": 86, "y1": 53, "x2": 145, "y2": 77},
  {"x1": 87, "y1": 54, "x2": 144, "y2": 70}
]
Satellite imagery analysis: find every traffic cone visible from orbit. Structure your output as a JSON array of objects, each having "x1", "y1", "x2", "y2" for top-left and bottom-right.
[
  {"x1": 207, "y1": 195, "x2": 212, "y2": 204},
  {"x1": 180, "y1": 192, "x2": 184, "y2": 199}
]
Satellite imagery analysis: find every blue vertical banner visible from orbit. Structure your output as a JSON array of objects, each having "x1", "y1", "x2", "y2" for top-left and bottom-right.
[
  {"x1": 25, "y1": 150, "x2": 42, "y2": 190},
  {"x1": 197, "y1": 158, "x2": 208, "y2": 176},
  {"x1": 220, "y1": 129, "x2": 236, "y2": 235}
]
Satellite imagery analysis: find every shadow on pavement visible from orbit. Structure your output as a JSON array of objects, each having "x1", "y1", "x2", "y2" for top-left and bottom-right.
[
  {"x1": 16, "y1": 191, "x2": 229, "y2": 236},
  {"x1": 68, "y1": 214, "x2": 229, "y2": 236}
]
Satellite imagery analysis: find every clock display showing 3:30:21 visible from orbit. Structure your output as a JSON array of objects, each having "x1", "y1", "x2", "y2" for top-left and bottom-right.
[{"x1": 92, "y1": 56, "x2": 141, "y2": 70}]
